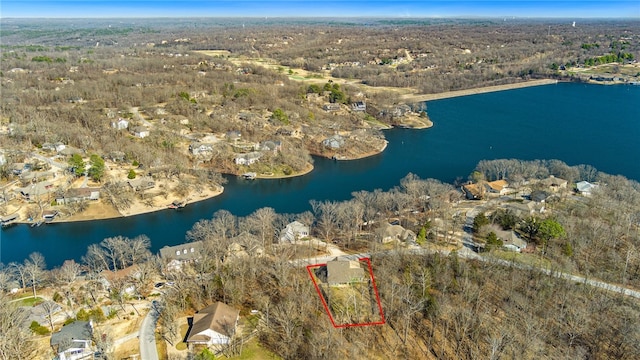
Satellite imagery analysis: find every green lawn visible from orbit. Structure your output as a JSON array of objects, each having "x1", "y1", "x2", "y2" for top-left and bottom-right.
[
  {"x1": 228, "y1": 338, "x2": 281, "y2": 360},
  {"x1": 18, "y1": 296, "x2": 45, "y2": 307}
]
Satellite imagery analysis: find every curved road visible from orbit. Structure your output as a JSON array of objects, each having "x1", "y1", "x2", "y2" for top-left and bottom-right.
[{"x1": 139, "y1": 300, "x2": 161, "y2": 360}]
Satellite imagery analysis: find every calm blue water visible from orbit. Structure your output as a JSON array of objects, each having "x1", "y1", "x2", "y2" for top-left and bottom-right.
[{"x1": 1, "y1": 82, "x2": 638, "y2": 267}]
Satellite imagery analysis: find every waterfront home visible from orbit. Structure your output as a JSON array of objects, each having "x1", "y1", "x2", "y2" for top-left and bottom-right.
[
  {"x1": 462, "y1": 182, "x2": 483, "y2": 200},
  {"x1": 279, "y1": 221, "x2": 310, "y2": 243},
  {"x1": 50, "y1": 321, "x2": 94, "y2": 360},
  {"x1": 326, "y1": 258, "x2": 367, "y2": 286},
  {"x1": 234, "y1": 151, "x2": 262, "y2": 166},
  {"x1": 186, "y1": 302, "x2": 240, "y2": 346},
  {"x1": 127, "y1": 177, "x2": 155, "y2": 191},
  {"x1": 17, "y1": 181, "x2": 55, "y2": 201},
  {"x1": 99, "y1": 265, "x2": 140, "y2": 293},
  {"x1": 484, "y1": 179, "x2": 510, "y2": 196},
  {"x1": 322, "y1": 134, "x2": 345, "y2": 149},
  {"x1": 539, "y1": 175, "x2": 568, "y2": 192},
  {"x1": 159, "y1": 241, "x2": 204, "y2": 272},
  {"x1": 576, "y1": 181, "x2": 598, "y2": 196},
  {"x1": 56, "y1": 187, "x2": 100, "y2": 205}
]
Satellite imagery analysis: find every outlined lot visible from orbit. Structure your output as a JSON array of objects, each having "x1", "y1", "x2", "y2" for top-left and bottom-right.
[{"x1": 306, "y1": 257, "x2": 385, "y2": 328}]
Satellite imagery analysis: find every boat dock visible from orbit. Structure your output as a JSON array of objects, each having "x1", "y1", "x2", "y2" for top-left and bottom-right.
[
  {"x1": 1, "y1": 213, "x2": 19, "y2": 227},
  {"x1": 242, "y1": 172, "x2": 257, "y2": 180}
]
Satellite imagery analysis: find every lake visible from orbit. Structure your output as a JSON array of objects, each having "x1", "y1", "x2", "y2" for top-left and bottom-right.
[{"x1": 1, "y1": 82, "x2": 638, "y2": 267}]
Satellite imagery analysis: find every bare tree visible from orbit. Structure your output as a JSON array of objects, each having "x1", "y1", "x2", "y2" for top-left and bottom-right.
[{"x1": 24, "y1": 252, "x2": 46, "y2": 298}]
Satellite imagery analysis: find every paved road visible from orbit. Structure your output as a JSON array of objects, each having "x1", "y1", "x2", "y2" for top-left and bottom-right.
[
  {"x1": 294, "y1": 243, "x2": 639, "y2": 299},
  {"x1": 139, "y1": 300, "x2": 160, "y2": 360}
]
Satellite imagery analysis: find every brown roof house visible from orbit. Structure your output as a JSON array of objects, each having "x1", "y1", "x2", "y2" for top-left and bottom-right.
[
  {"x1": 326, "y1": 258, "x2": 367, "y2": 286},
  {"x1": 186, "y1": 302, "x2": 240, "y2": 346}
]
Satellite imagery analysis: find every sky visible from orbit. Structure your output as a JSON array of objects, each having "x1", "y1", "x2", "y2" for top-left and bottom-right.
[{"x1": 1, "y1": 1, "x2": 638, "y2": 18}]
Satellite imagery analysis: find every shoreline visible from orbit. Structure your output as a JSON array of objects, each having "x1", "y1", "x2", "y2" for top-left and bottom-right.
[{"x1": 401, "y1": 79, "x2": 558, "y2": 103}]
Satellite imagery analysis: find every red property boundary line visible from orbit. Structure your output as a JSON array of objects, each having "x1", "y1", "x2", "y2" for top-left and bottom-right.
[{"x1": 306, "y1": 257, "x2": 385, "y2": 328}]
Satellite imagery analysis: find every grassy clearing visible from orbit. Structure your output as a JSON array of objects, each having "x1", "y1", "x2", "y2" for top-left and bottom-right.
[
  {"x1": 18, "y1": 296, "x2": 45, "y2": 307},
  {"x1": 228, "y1": 338, "x2": 281, "y2": 360}
]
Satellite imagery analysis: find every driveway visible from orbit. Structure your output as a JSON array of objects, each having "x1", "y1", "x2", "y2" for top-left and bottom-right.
[{"x1": 139, "y1": 300, "x2": 161, "y2": 360}]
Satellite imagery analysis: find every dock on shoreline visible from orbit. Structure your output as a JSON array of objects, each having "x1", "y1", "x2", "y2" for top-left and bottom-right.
[{"x1": 402, "y1": 79, "x2": 558, "y2": 103}]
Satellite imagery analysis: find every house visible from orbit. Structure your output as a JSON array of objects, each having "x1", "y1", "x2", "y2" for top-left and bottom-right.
[
  {"x1": 159, "y1": 241, "x2": 204, "y2": 272},
  {"x1": 279, "y1": 221, "x2": 310, "y2": 243},
  {"x1": 99, "y1": 265, "x2": 140, "y2": 292},
  {"x1": 257, "y1": 140, "x2": 282, "y2": 153},
  {"x1": 48, "y1": 142, "x2": 65, "y2": 153},
  {"x1": 351, "y1": 101, "x2": 366, "y2": 112},
  {"x1": 322, "y1": 103, "x2": 341, "y2": 112},
  {"x1": 322, "y1": 134, "x2": 345, "y2": 149},
  {"x1": 462, "y1": 183, "x2": 483, "y2": 200},
  {"x1": 189, "y1": 143, "x2": 214, "y2": 156},
  {"x1": 484, "y1": 179, "x2": 509, "y2": 196},
  {"x1": 127, "y1": 177, "x2": 155, "y2": 191},
  {"x1": 50, "y1": 321, "x2": 93, "y2": 360},
  {"x1": 111, "y1": 118, "x2": 129, "y2": 130},
  {"x1": 226, "y1": 130, "x2": 242, "y2": 142},
  {"x1": 504, "y1": 201, "x2": 544, "y2": 217},
  {"x1": 56, "y1": 187, "x2": 100, "y2": 205},
  {"x1": 234, "y1": 152, "x2": 262, "y2": 166},
  {"x1": 186, "y1": 302, "x2": 240, "y2": 346},
  {"x1": 326, "y1": 258, "x2": 367, "y2": 286},
  {"x1": 530, "y1": 190, "x2": 551, "y2": 203},
  {"x1": 132, "y1": 126, "x2": 150, "y2": 138},
  {"x1": 488, "y1": 225, "x2": 528, "y2": 252},
  {"x1": 576, "y1": 181, "x2": 598, "y2": 196},
  {"x1": 17, "y1": 181, "x2": 55, "y2": 201},
  {"x1": 381, "y1": 223, "x2": 417, "y2": 244},
  {"x1": 539, "y1": 175, "x2": 568, "y2": 192}
]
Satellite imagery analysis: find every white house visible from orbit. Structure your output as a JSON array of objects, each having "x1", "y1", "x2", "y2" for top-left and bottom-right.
[
  {"x1": 132, "y1": 126, "x2": 150, "y2": 138},
  {"x1": 189, "y1": 143, "x2": 214, "y2": 156},
  {"x1": 186, "y1": 302, "x2": 240, "y2": 346},
  {"x1": 234, "y1": 152, "x2": 262, "y2": 165},
  {"x1": 576, "y1": 181, "x2": 598, "y2": 196},
  {"x1": 50, "y1": 321, "x2": 93, "y2": 360},
  {"x1": 279, "y1": 221, "x2": 310, "y2": 243},
  {"x1": 111, "y1": 118, "x2": 129, "y2": 130}
]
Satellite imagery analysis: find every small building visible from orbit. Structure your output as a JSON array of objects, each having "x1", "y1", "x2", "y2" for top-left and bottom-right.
[
  {"x1": 226, "y1": 130, "x2": 242, "y2": 142},
  {"x1": 351, "y1": 101, "x2": 366, "y2": 112},
  {"x1": 257, "y1": 140, "x2": 282, "y2": 153},
  {"x1": 322, "y1": 134, "x2": 345, "y2": 149},
  {"x1": 127, "y1": 177, "x2": 155, "y2": 191},
  {"x1": 234, "y1": 152, "x2": 262, "y2": 166},
  {"x1": 56, "y1": 187, "x2": 100, "y2": 205},
  {"x1": 462, "y1": 183, "x2": 483, "y2": 200},
  {"x1": 326, "y1": 258, "x2": 367, "y2": 286},
  {"x1": 576, "y1": 181, "x2": 598, "y2": 196},
  {"x1": 189, "y1": 143, "x2": 214, "y2": 156},
  {"x1": 279, "y1": 221, "x2": 310, "y2": 243},
  {"x1": 132, "y1": 126, "x2": 150, "y2": 138},
  {"x1": 186, "y1": 302, "x2": 240, "y2": 346},
  {"x1": 322, "y1": 103, "x2": 341, "y2": 112},
  {"x1": 159, "y1": 241, "x2": 204, "y2": 272},
  {"x1": 381, "y1": 223, "x2": 416, "y2": 244},
  {"x1": 50, "y1": 321, "x2": 93, "y2": 360},
  {"x1": 111, "y1": 118, "x2": 129, "y2": 130}
]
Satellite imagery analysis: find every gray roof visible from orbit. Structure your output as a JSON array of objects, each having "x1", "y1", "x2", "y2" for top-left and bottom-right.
[
  {"x1": 159, "y1": 241, "x2": 204, "y2": 261},
  {"x1": 50, "y1": 321, "x2": 92, "y2": 352}
]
